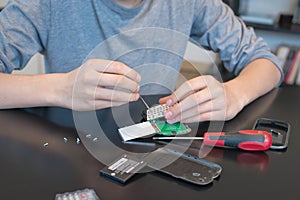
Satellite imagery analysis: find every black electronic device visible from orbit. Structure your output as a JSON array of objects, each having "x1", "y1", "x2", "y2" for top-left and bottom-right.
[
  {"x1": 253, "y1": 118, "x2": 290, "y2": 150},
  {"x1": 55, "y1": 189, "x2": 100, "y2": 200},
  {"x1": 146, "y1": 148, "x2": 222, "y2": 185},
  {"x1": 100, "y1": 154, "x2": 147, "y2": 184},
  {"x1": 100, "y1": 148, "x2": 222, "y2": 186}
]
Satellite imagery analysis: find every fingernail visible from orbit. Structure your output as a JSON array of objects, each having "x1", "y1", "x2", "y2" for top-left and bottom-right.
[
  {"x1": 165, "y1": 111, "x2": 172, "y2": 119},
  {"x1": 167, "y1": 118, "x2": 176, "y2": 124},
  {"x1": 166, "y1": 99, "x2": 173, "y2": 106}
]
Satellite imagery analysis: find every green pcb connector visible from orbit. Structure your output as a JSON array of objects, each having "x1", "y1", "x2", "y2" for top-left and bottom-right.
[{"x1": 153, "y1": 121, "x2": 191, "y2": 136}]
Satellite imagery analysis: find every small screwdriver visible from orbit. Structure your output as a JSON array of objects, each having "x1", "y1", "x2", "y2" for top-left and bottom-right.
[
  {"x1": 153, "y1": 130, "x2": 272, "y2": 151},
  {"x1": 140, "y1": 96, "x2": 150, "y2": 109}
]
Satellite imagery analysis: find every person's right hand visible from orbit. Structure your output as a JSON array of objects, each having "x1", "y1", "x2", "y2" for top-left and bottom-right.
[{"x1": 59, "y1": 59, "x2": 141, "y2": 111}]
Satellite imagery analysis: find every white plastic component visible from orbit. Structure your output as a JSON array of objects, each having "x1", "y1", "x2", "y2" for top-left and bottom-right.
[
  {"x1": 118, "y1": 121, "x2": 159, "y2": 142},
  {"x1": 147, "y1": 104, "x2": 169, "y2": 121}
]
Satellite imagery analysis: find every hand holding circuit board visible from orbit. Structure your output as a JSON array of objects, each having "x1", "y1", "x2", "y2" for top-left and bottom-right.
[
  {"x1": 158, "y1": 75, "x2": 242, "y2": 123},
  {"x1": 119, "y1": 96, "x2": 274, "y2": 151},
  {"x1": 118, "y1": 97, "x2": 192, "y2": 142}
]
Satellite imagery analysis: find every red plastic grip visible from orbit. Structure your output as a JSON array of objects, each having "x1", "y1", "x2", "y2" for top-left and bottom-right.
[
  {"x1": 203, "y1": 132, "x2": 225, "y2": 147},
  {"x1": 237, "y1": 130, "x2": 272, "y2": 151}
]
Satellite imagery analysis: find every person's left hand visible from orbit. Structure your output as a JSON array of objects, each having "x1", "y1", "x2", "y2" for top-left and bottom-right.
[{"x1": 159, "y1": 75, "x2": 245, "y2": 123}]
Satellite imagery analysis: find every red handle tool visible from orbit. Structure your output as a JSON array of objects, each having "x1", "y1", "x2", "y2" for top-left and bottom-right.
[{"x1": 203, "y1": 130, "x2": 272, "y2": 151}]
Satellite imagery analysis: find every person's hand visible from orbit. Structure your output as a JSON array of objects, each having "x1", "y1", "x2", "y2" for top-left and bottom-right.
[
  {"x1": 59, "y1": 59, "x2": 141, "y2": 111},
  {"x1": 159, "y1": 75, "x2": 245, "y2": 123}
]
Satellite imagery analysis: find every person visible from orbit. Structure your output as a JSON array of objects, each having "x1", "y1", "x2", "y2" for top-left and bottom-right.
[{"x1": 0, "y1": 0, "x2": 282, "y2": 123}]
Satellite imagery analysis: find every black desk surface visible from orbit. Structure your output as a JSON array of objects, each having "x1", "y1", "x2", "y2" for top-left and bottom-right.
[{"x1": 1, "y1": 86, "x2": 300, "y2": 200}]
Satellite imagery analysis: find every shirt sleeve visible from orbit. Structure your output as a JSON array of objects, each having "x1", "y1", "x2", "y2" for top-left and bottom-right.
[
  {"x1": 0, "y1": 0, "x2": 50, "y2": 73},
  {"x1": 190, "y1": 0, "x2": 283, "y2": 82}
]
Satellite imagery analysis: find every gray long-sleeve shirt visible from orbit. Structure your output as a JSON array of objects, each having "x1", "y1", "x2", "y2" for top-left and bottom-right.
[{"x1": 0, "y1": 0, "x2": 282, "y2": 94}]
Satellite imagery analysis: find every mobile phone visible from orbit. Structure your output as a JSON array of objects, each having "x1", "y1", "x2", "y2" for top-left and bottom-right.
[
  {"x1": 253, "y1": 118, "x2": 290, "y2": 150},
  {"x1": 147, "y1": 148, "x2": 222, "y2": 185}
]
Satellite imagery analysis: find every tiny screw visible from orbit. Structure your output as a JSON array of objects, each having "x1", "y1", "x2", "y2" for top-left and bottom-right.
[{"x1": 192, "y1": 172, "x2": 201, "y2": 177}]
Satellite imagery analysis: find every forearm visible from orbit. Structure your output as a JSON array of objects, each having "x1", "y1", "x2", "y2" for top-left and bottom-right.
[
  {"x1": 0, "y1": 72, "x2": 65, "y2": 109},
  {"x1": 223, "y1": 58, "x2": 282, "y2": 108},
  {"x1": 0, "y1": 59, "x2": 142, "y2": 111}
]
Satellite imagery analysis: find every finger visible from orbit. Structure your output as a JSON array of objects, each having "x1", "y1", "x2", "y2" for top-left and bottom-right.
[
  {"x1": 180, "y1": 110, "x2": 227, "y2": 123},
  {"x1": 166, "y1": 100, "x2": 213, "y2": 123},
  {"x1": 165, "y1": 88, "x2": 212, "y2": 120},
  {"x1": 165, "y1": 77, "x2": 209, "y2": 107},
  {"x1": 72, "y1": 99, "x2": 129, "y2": 111},
  {"x1": 159, "y1": 95, "x2": 171, "y2": 104},
  {"x1": 94, "y1": 100, "x2": 129, "y2": 110},
  {"x1": 86, "y1": 59, "x2": 141, "y2": 82},
  {"x1": 94, "y1": 87, "x2": 140, "y2": 102},
  {"x1": 166, "y1": 100, "x2": 219, "y2": 124},
  {"x1": 97, "y1": 73, "x2": 140, "y2": 92},
  {"x1": 167, "y1": 97, "x2": 226, "y2": 124}
]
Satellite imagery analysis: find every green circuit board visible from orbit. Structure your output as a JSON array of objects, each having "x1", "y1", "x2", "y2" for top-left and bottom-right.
[{"x1": 153, "y1": 121, "x2": 191, "y2": 136}]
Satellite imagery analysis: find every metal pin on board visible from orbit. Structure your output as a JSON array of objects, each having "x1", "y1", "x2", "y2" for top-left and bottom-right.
[
  {"x1": 140, "y1": 96, "x2": 150, "y2": 109},
  {"x1": 76, "y1": 138, "x2": 81, "y2": 144},
  {"x1": 43, "y1": 143, "x2": 49, "y2": 148},
  {"x1": 63, "y1": 137, "x2": 68, "y2": 143}
]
